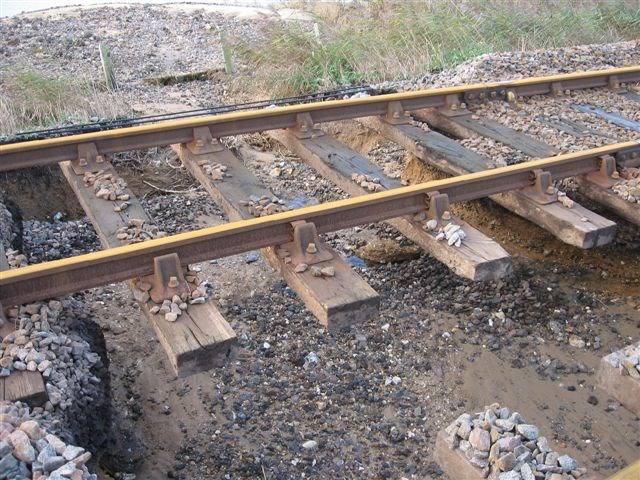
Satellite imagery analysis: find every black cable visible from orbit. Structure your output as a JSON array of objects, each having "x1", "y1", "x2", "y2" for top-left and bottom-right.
[{"x1": 0, "y1": 85, "x2": 373, "y2": 145}]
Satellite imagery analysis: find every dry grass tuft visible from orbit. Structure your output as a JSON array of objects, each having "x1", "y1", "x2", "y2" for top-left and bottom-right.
[
  {"x1": 0, "y1": 69, "x2": 129, "y2": 135},
  {"x1": 233, "y1": 0, "x2": 640, "y2": 97}
]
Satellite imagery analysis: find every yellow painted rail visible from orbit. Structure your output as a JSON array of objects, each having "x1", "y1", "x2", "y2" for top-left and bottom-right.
[
  {"x1": 1, "y1": 140, "x2": 638, "y2": 306},
  {"x1": 1, "y1": 66, "x2": 639, "y2": 171}
]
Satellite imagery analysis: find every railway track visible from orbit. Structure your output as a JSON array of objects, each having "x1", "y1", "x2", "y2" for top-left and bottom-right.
[{"x1": 1, "y1": 65, "x2": 640, "y2": 378}]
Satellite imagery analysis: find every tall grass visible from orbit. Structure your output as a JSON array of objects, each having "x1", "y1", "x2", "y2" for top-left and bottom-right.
[
  {"x1": 0, "y1": 69, "x2": 129, "y2": 135},
  {"x1": 234, "y1": 0, "x2": 640, "y2": 97}
]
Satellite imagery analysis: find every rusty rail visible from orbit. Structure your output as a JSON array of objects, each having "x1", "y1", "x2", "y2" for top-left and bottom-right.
[
  {"x1": 1, "y1": 66, "x2": 639, "y2": 172},
  {"x1": 1, "y1": 140, "x2": 638, "y2": 306}
]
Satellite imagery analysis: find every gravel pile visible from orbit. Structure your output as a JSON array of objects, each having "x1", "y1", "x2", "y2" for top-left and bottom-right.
[
  {"x1": 242, "y1": 194, "x2": 293, "y2": 218},
  {"x1": 0, "y1": 403, "x2": 95, "y2": 480},
  {"x1": 166, "y1": 247, "x2": 620, "y2": 478},
  {"x1": 0, "y1": 297, "x2": 109, "y2": 479},
  {"x1": 612, "y1": 167, "x2": 640, "y2": 204},
  {"x1": 467, "y1": 89, "x2": 640, "y2": 154},
  {"x1": 21, "y1": 220, "x2": 99, "y2": 265},
  {"x1": 140, "y1": 192, "x2": 224, "y2": 235},
  {"x1": 19, "y1": 191, "x2": 225, "y2": 265},
  {"x1": 1, "y1": 298, "x2": 108, "y2": 430},
  {"x1": 235, "y1": 141, "x2": 347, "y2": 205},
  {"x1": 114, "y1": 218, "x2": 167, "y2": 245},
  {"x1": 381, "y1": 42, "x2": 640, "y2": 91},
  {"x1": 0, "y1": 191, "x2": 20, "y2": 251},
  {"x1": 443, "y1": 404, "x2": 585, "y2": 480},
  {"x1": 0, "y1": 5, "x2": 276, "y2": 110},
  {"x1": 457, "y1": 136, "x2": 529, "y2": 167},
  {"x1": 605, "y1": 342, "x2": 640, "y2": 379},
  {"x1": 1, "y1": 193, "x2": 109, "y2": 478}
]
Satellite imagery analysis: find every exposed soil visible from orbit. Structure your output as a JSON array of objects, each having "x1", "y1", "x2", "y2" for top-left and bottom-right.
[{"x1": 1, "y1": 6, "x2": 639, "y2": 480}]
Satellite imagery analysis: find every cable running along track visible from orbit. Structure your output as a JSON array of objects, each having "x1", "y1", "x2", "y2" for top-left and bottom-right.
[{"x1": 1, "y1": 66, "x2": 639, "y2": 171}]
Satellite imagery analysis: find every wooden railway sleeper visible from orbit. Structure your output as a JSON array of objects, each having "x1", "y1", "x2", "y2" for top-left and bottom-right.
[
  {"x1": 71, "y1": 142, "x2": 106, "y2": 175},
  {"x1": 521, "y1": 169, "x2": 557, "y2": 205},
  {"x1": 277, "y1": 220, "x2": 333, "y2": 267},
  {"x1": 585, "y1": 155, "x2": 618, "y2": 189},
  {"x1": 138, "y1": 253, "x2": 191, "y2": 304},
  {"x1": 186, "y1": 126, "x2": 224, "y2": 155}
]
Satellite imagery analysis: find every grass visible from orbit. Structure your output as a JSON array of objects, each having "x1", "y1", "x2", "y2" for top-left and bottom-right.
[
  {"x1": 0, "y1": 69, "x2": 129, "y2": 136},
  {"x1": 233, "y1": 0, "x2": 640, "y2": 98}
]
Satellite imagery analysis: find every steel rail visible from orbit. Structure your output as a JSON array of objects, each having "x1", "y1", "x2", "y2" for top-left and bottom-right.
[
  {"x1": 1, "y1": 140, "x2": 638, "y2": 306},
  {"x1": 1, "y1": 85, "x2": 371, "y2": 144},
  {"x1": 1, "y1": 66, "x2": 639, "y2": 171}
]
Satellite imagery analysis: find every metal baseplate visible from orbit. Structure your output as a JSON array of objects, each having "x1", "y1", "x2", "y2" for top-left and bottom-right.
[
  {"x1": 585, "y1": 155, "x2": 618, "y2": 189},
  {"x1": 291, "y1": 112, "x2": 314, "y2": 139},
  {"x1": 71, "y1": 143, "x2": 107, "y2": 175},
  {"x1": 186, "y1": 126, "x2": 224, "y2": 155},
  {"x1": 615, "y1": 142, "x2": 640, "y2": 168},
  {"x1": 427, "y1": 192, "x2": 452, "y2": 226},
  {"x1": 521, "y1": 169, "x2": 557, "y2": 204},
  {"x1": 438, "y1": 94, "x2": 468, "y2": 117},
  {"x1": 139, "y1": 253, "x2": 191, "y2": 304},
  {"x1": 277, "y1": 220, "x2": 333, "y2": 266},
  {"x1": 383, "y1": 101, "x2": 412, "y2": 124}
]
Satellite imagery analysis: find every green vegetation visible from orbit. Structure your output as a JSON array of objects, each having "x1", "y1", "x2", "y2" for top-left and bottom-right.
[
  {"x1": 234, "y1": 0, "x2": 640, "y2": 97},
  {"x1": 0, "y1": 69, "x2": 128, "y2": 135}
]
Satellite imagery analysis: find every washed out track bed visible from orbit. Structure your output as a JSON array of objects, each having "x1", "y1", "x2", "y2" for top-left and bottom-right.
[{"x1": 1, "y1": 65, "x2": 639, "y2": 479}]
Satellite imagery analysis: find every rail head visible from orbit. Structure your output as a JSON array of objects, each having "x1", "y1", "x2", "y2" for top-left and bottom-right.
[
  {"x1": 1, "y1": 140, "x2": 637, "y2": 306},
  {"x1": 1, "y1": 66, "x2": 639, "y2": 171}
]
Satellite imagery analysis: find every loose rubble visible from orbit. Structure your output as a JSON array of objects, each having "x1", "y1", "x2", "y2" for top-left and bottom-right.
[
  {"x1": 612, "y1": 167, "x2": 640, "y2": 204},
  {"x1": 351, "y1": 172, "x2": 384, "y2": 192},
  {"x1": 83, "y1": 170, "x2": 130, "y2": 211},
  {"x1": 606, "y1": 343, "x2": 640, "y2": 379},
  {"x1": 0, "y1": 192, "x2": 20, "y2": 251},
  {"x1": 0, "y1": 403, "x2": 96, "y2": 480},
  {"x1": 197, "y1": 160, "x2": 230, "y2": 181},
  {"x1": 556, "y1": 191, "x2": 575, "y2": 209},
  {"x1": 240, "y1": 195, "x2": 292, "y2": 218},
  {"x1": 443, "y1": 403, "x2": 586, "y2": 480},
  {"x1": 1, "y1": 300, "x2": 103, "y2": 410},
  {"x1": 380, "y1": 42, "x2": 640, "y2": 91},
  {"x1": 5, "y1": 248, "x2": 28, "y2": 268},
  {"x1": 417, "y1": 213, "x2": 467, "y2": 247},
  {"x1": 134, "y1": 267, "x2": 211, "y2": 322},
  {"x1": 115, "y1": 218, "x2": 167, "y2": 244}
]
